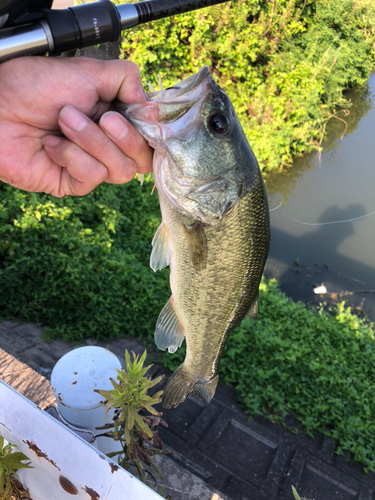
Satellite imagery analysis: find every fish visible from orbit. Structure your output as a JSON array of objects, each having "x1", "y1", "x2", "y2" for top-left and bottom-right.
[{"x1": 120, "y1": 66, "x2": 270, "y2": 409}]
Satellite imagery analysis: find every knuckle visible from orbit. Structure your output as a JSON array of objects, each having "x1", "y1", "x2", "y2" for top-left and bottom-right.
[
  {"x1": 91, "y1": 165, "x2": 108, "y2": 185},
  {"x1": 109, "y1": 163, "x2": 136, "y2": 185},
  {"x1": 71, "y1": 184, "x2": 90, "y2": 197},
  {"x1": 64, "y1": 145, "x2": 80, "y2": 170},
  {"x1": 117, "y1": 59, "x2": 141, "y2": 76},
  {"x1": 53, "y1": 190, "x2": 65, "y2": 199}
]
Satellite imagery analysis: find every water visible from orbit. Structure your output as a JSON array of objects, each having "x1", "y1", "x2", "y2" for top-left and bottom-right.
[{"x1": 265, "y1": 73, "x2": 375, "y2": 321}]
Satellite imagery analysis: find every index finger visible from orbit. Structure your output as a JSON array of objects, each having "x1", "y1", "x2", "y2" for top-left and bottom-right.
[{"x1": 87, "y1": 58, "x2": 147, "y2": 105}]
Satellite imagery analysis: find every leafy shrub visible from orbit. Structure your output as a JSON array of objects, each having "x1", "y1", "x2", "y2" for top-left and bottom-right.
[
  {"x1": 118, "y1": 0, "x2": 375, "y2": 171},
  {"x1": 0, "y1": 180, "x2": 169, "y2": 341},
  {"x1": 98, "y1": 350, "x2": 169, "y2": 487},
  {"x1": 0, "y1": 436, "x2": 32, "y2": 500}
]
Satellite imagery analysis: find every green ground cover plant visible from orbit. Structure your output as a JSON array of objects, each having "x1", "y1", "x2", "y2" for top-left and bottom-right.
[
  {"x1": 0, "y1": 436, "x2": 32, "y2": 500},
  {"x1": 0, "y1": 181, "x2": 168, "y2": 341},
  {"x1": 1, "y1": 179, "x2": 375, "y2": 471},
  {"x1": 118, "y1": 0, "x2": 375, "y2": 171},
  {"x1": 292, "y1": 486, "x2": 313, "y2": 500}
]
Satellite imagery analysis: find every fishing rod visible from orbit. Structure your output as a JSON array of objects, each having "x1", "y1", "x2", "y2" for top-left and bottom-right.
[{"x1": 0, "y1": 0, "x2": 231, "y2": 62}]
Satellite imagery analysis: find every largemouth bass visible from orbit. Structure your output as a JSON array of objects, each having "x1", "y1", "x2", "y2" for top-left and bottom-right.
[{"x1": 121, "y1": 66, "x2": 270, "y2": 408}]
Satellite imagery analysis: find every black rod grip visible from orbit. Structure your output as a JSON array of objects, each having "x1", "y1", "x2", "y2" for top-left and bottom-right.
[
  {"x1": 43, "y1": 8, "x2": 80, "y2": 53},
  {"x1": 135, "y1": 0, "x2": 229, "y2": 23},
  {"x1": 44, "y1": 0, "x2": 121, "y2": 54},
  {"x1": 71, "y1": 0, "x2": 121, "y2": 46}
]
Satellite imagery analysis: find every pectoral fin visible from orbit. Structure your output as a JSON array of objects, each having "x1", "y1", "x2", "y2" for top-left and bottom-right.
[
  {"x1": 245, "y1": 295, "x2": 259, "y2": 319},
  {"x1": 155, "y1": 298, "x2": 185, "y2": 353},
  {"x1": 150, "y1": 221, "x2": 171, "y2": 272},
  {"x1": 184, "y1": 221, "x2": 207, "y2": 271}
]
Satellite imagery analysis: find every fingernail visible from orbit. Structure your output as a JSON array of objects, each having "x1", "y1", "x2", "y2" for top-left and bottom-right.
[
  {"x1": 60, "y1": 105, "x2": 88, "y2": 132},
  {"x1": 100, "y1": 112, "x2": 128, "y2": 141},
  {"x1": 43, "y1": 135, "x2": 61, "y2": 148}
]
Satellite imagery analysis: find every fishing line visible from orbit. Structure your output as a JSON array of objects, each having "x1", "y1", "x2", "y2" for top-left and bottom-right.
[
  {"x1": 269, "y1": 201, "x2": 283, "y2": 212},
  {"x1": 278, "y1": 203, "x2": 375, "y2": 226}
]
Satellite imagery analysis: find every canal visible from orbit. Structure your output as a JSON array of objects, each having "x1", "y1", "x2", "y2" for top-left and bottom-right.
[{"x1": 265, "y1": 72, "x2": 375, "y2": 321}]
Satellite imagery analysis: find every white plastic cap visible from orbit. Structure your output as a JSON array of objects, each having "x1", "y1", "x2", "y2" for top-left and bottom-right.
[{"x1": 51, "y1": 346, "x2": 121, "y2": 411}]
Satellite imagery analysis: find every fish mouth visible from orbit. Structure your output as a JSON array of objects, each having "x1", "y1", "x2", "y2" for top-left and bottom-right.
[
  {"x1": 148, "y1": 65, "x2": 212, "y2": 102},
  {"x1": 115, "y1": 66, "x2": 213, "y2": 126},
  {"x1": 152, "y1": 66, "x2": 213, "y2": 124}
]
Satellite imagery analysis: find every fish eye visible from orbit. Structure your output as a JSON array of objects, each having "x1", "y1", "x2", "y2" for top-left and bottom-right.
[{"x1": 208, "y1": 113, "x2": 230, "y2": 135}]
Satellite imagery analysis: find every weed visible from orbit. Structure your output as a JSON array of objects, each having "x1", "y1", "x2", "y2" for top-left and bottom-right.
[
  {"x1": 97, "y1": 350, "x2": 170, "y2": 487},
  {"x1": 0, "y1": 436, "x2": 32, "y2": 500}
]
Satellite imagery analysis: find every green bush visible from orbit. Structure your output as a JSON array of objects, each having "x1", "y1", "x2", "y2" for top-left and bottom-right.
[
  {"x1": 0, "y1": 180, "x2": 169, "y2": 341},
  {"x1": 223, "y1": 280, "x2": 375, "y2": 471},
  {"x1": 119, "y1": 0, "x2": 375, "y2": 171}
]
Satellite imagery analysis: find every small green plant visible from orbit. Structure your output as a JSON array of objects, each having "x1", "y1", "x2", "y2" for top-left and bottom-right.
[
  {"x1": 98, "y1": 350, "x2": 169, "y2": 485},
  {"x1": 292, "y1": 487, "x2": 301, "y2": 500},
  {"x1": 292, "y1": 485, "x2": 315, "y2": 500},
  {"x1": 0, "y1": 436, "x2": 32, "y2": 500}
]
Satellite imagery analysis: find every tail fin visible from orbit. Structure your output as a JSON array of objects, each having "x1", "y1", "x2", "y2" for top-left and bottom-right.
[{"x1": 162, "y1": 365, "x2": 218, "y2": 409}]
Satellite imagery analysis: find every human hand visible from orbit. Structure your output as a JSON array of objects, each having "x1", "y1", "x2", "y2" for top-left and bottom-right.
[{"x1": 0, "y1": 56, "x2": 153, "y2": 197}]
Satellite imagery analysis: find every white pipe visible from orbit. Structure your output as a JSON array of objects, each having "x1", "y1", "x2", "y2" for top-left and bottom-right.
[{"x1": 51, "y1": 346, "x2": 123, "y2": 458}]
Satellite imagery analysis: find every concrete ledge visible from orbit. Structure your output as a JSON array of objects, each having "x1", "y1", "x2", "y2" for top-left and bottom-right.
[
  {"x1": 0, "y1": 348, "x2": 56, "y2": 408},
  {"x1": 152, "y1": 455, "x2": 229, "y2": 500}
]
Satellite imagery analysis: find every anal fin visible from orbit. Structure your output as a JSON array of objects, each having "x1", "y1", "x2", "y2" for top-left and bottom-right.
[
  {"x1": 155, "y1": 298, "x2": 184, "y2": 353},
  {"x1": 150, "y1": 221, "x2": 171, "y2": 272}
]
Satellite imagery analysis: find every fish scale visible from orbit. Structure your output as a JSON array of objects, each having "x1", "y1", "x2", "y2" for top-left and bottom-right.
[
  {"x1": 122, "y1": 66, "x2": 270, "y2": 408},
  {"x1": 166, "y1": 190, "x2": 267, "y2": 379}
]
